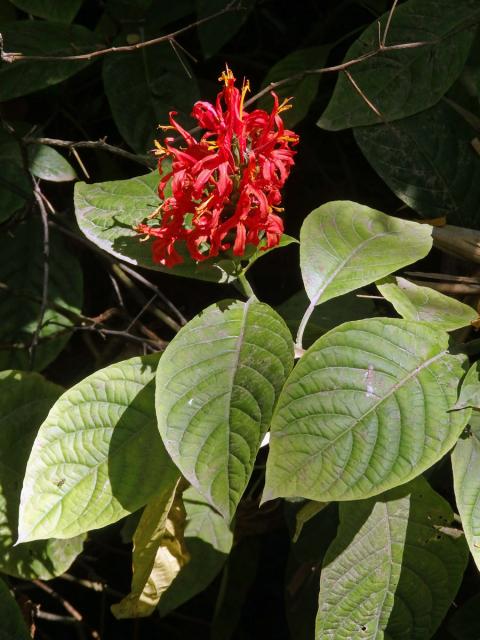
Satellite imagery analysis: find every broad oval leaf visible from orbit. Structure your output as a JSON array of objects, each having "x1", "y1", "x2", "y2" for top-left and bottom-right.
[
  {"x1": 318, "y1": 0, "x2": 478, "y2": 130},
  {"x1": 0, "y1": 22, "x2": 101, "y2": 101},
  {"x1": 103, "y1": 40, "x2": 199, "y2": 153},
  {"x1": 316, "y1": 477, "x2": 468, "y2": 639},
  {"x1": 18, "y1": 353, "x2": 178, "y2": 542},
  {"x1": 196, "y1": 0, "x2": 255, "y2": 58},
  {"x1": 0, "y1": 371, "x2": 84, "y2": 579},
  {"x1": 0, "y1": 578, "x2": 30, "y2": 640},
  {"x1": 377, "y1": 276, "x2": 477, "y2": 331},
  {"x1": 29, "y1": 145, "x2": 77, "y2": 182},
  {"x1": 0, "y1": 218, "x2": 83, "y2": 371},
  {"x1": 354, "y1": 102, "x2": 480, "y2": 226},
  {"x1": 74, "y1": 171, "x2": 239, "y2": 283},
  {"x1": 300, "y1": 201, "x2": 432, "y2": 307},
  {"x1": 156, "y1": 299, "x2": 294, "y2": 520},
  {"x1": 259, "y1": 46, "x2": 330, "y2": 127},
  {"x1": 452, "y1": 362, "x2": 480, "y2": 411},
  {"x1": 452, "y1": 411, "x2": 480, "y2": 570},
  {"x1": 264, "y1": 318, "x2": 469, "y2": 503},
  {"x1": 157, "y1": 486, "x2": 233, "y2": 616}
]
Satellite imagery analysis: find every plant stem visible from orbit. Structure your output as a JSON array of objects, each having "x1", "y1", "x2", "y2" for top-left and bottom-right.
[
  {"x1": 236, "y1": 273, "x2": 255, "y2": 299},
  {"x1": 295, "y1": 300, "x2": 315, "y2": 353}
]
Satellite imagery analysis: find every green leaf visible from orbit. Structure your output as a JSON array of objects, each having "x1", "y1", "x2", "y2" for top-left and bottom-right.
[
  {"x1": 28, "y1": 145, "x2": 77, "y2": 182},
  {"x1": 18, "y1": 353, "x2": 178, "y2": 542},
  {"x1": 354, "y1": 102, "x2": 480, "y2": 226},
  {"x1": 102, "y1": 40, "x2": 199, "y2": 153},
  {"x1": 8, "y1": 0, "x2": 83, "y2": 22},
  {"x1": 0, "y1": 578, "x2": 30, "y2": 640},
  {"x1": 264, "y1": 318, "x2": 469, "y2": 503},
  {"x1": 157, "y1": 486, "x2": 233, "y2": 616},
  {"x1": 0, "y1": 22, "x2": 101, "y2": 101},
  {"x1": 0, "y1": 371, "x2": 84, "y2": 579},
  {"x1": 300, "y1": 201, "x2": 432, "y2": 307},
  {"x1": 259, "y1": 47, "x2": 330, "y2": 127},
  {"x1": 196, "y1": 0, "x2": 255, "y2": 58},
  {"x1": 111, "y1": 478, "x2": 189, "y2": 619},
  {"x1": 0, "y1": 163, "x2": 30, "y2": 223},
  {"x1": 156, "y1": 299, "x2": 294, "y2": 520},
  {"x1": 452, "y1": 362, "x2": 480, "y2": 410},
  {"x1": 318, "y1": 0, "x2": 479, "y2": 130},
  {"x1": 277, "y1": 290, "x2": 376, "y2": 349},
  {"x1": 377, "y1": 276, "x2": 477, "y2": 331},
  {"x1": 452, "y1": 411, "x2": 480, "y2": 571},
  {"x1": 74, "y1": 171, "x2": 239, "y2": 283},
  {"x1": 315, "y1": 477, "x2": 468, "y2": 639},
  {"x1": 0, "y1": 217, "x2": 83, "y2": 371}
]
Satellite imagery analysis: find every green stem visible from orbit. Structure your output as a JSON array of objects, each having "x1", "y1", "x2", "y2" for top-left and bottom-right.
[
  {"x1": 295, "y1": 300, "x2": 315, "y2": 353},
  {"x1": 236, "y1": 273, "x2": 255, "y2": 299}
]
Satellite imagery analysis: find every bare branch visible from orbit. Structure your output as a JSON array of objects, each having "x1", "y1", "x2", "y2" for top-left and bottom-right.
[
  {"x1": 382, "y1": 0, "x2": 400, "y2": 47},
  {"x1": 0, "y1": 1, "x2": 240, "y2": 63},
  {"x1": 344, "y1": 70, "x2": 383, "y2": 119}
]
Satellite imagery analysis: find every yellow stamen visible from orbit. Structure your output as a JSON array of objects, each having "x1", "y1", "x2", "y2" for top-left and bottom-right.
[
  {"x1": 147, "y1": 204, "x2": 163, "y2": 219},
  {"x1": 158, "y1": 124, "x2": 175, "y2": 131},
  {"x1": 196, "y1": 194, "x2": 214, "y2": 214},
  {"x1": 277, "y1": 97, "x2": 293, "y2": 114},
  {"x1": 219, "y1": 64, "x2": 235, "y2": 86},
  {"x1": 272, "y1": 206, "x2": 284, "y2": 213},
  {"x1": 279, "y1": 134, "x2": 298, "y2": 143},
  {"x1": 240, "y1": 78, "x2": 251, "y2": 117},
  {"x1": 153, "y1": 140, "x2": 168, "y2": 156}
]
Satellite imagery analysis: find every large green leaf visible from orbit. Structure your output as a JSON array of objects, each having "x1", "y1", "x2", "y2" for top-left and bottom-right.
[
  {"x1": 259, "y1": 47, "x2": 329, "y2": 127},
  {"x1": 452, "y1": 411, "x2": 480, "y2": 571},
  {"x1": 9, "y1": 0, "x2": 82, "y2": 22},
  {"x1": 315, "y1": 477, "x2": 468, "y2": 639},
  {"x1": 318, "y1": 0, "x2": 479, "y2": 130},
  {"x1": 300, "y1": 201, "x2": 432, "y2": 307},
  {"x1": 354, "y1": 102, "x2": 480, "y2": 226},
  {"x1": 74, "y1": 171, "x2": 239, "y2": 283},
  {"x1": 0, "y1": 578, "x2": 30, "y2": 640},
  {"x1": 452, "y1": 362, "x2": 480, "y2": 411},
  {"x1": 318, "y1": 0, "x2": 480, "y2": 131},
  {"x1": 18, "y1": 354, "x2": 178, "y2": 542},
  {"x1": 263, "y1": 318, "x2": 469, "y2": 503},
  {"x1": 0, "y1": 22, "x2": 101, "y2": 101},
  {"x1": 0, "y1": 371, "x2": 84, "y2": 579},
  {"x1": 196, "y1": 0, "x2": 255, "y2": 58},
  {"x1": 0, "y1": 217, "x2": 83, "y2": 371},
  {"x1": 111, "y1": 478, "x2": 189, "y2": 619},
  {"x1": 103, "y1": 40, "x2": 199, "y2": 153},
  {"x1": 156, "y1": 299, "x2": 294, "y2": 520},
  {"x1": 157, "y1": 486, "x2": 233, "y2": 616},
  {"x1": 377, "y1": 276, "x2": 477, "y2": 331}
]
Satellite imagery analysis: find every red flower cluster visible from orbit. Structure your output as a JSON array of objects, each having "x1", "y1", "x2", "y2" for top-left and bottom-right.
[{"x1": 136, "y1": 67, "x2": 299, "y2": 267}]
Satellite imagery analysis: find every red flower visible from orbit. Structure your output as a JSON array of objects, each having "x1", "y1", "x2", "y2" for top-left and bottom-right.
[{"x1": 136, "y1": 66, "x2": 299, "y2": 268}]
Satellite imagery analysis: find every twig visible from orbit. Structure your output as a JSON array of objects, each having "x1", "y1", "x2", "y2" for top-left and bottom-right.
[
  {"x1": 0, "y1": 1, "x2": 240, "y2": 62},
  {"x1": 344, "y1": 69, "x2": 383, "y2": 119},
  {"x1": 381, "y1": 0, "x2": 399, "y2": 47},
  {"x1": 23, "y1": 136, "x2": 153, "y2": 168},
  {"x1": 32, "y1": 580, "x2": 100, "y2": 640},
  {"x1": 36, "y1": 611, "x2": 78, "y2": 624}
]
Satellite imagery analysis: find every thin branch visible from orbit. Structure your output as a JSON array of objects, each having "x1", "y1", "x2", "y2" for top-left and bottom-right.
[
  {"x1": 244, "y1": 39, "x2": 435, "y2": 108},
  {"x1": 382, "y1": 0, "x2": 400, "y2": 47},
  {"x1": 0, "y1": 1, "x2": 240, "y2": 63},
  {"x1": 23, "y1": 136, "x2": 154, "y2": 168},
  {"x1": 344, "y1": 69, "x2": 383, "y2": 119}
]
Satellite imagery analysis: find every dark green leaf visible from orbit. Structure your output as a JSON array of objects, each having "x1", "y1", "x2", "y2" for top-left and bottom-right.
[
  {"x1": 196, "y1": 0, "x2": 255, "y2": 58},
  {"x1": 264, "y1": 318, "x2": 469, "y2": 503},
  {"x1": 18, "y1": 353, "x2": 178, "y2": 542},
  {"x1": 0, "y1": 217, "x2": 83, "y2": 371},
  {"x1": 103, "y1": 40, "x2": 199, "y2": 153},
  {"x1": 0, "y1": 371, "x2": 84, "y2": 579},
  {"x1": 448, "y1": 592, "x2": 480, "y2": 640},
  {"x1": 318, "y1": 0, "x2": 479, "y2": 130},
  {"x1": 315, "y1": 477, "x2": 468, "y2": 639},
  {"x1": 156, "y1": 299, "x2": 294, "y2": 520},
  {"x1": 0, "y1": 578, "x2": 30, "y2": 639},
  {"x1": 259, "y1": 47, "x2": 330, "y2": 127},
  {"x1": 8, "y1": 0, "x2": 83, "y2": 22},
  {"x1": 0, "y1": 22, "x2": 101, "y2": 100},
  {"x1": 354, "y1": 102, "x2": 480, "y2": 226}
]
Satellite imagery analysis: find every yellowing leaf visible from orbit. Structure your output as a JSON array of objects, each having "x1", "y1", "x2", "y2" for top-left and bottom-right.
[{"x1": 111, "y1": 479, "x2": 190, "y2": 619}]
